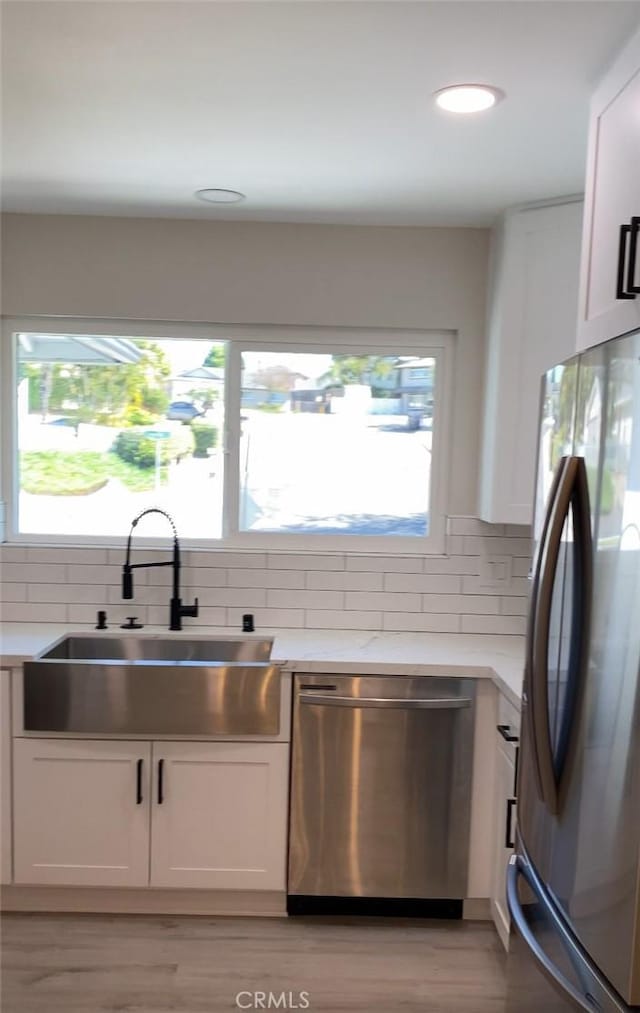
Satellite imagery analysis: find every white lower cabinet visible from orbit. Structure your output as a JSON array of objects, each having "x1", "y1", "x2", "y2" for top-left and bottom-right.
[
  {"x1": 1, "y1": 670, "x2": 12, "y2": 884},
  {"x1": 490, "y1": 706, "x2": 519, "y2": 951},
  {"x1": 150, "y1": 741, "x2": 289, "y2": 890},
  {"x1": 13, "y1": 739, "x2": 151, "y2": 887},
  {"x1": 12, "y1": 738, "x2": 289, "y2": 892}
]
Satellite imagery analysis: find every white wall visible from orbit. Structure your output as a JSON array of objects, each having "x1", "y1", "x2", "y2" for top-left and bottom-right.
[
  {"x1": 1, "y1": 213, "x2": 490, "y2": 516},
  {"x1": 0, "y1": 214, "x2": 535, "y2": 636}
]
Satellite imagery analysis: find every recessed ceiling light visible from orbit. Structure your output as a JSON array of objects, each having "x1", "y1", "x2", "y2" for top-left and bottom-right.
[
  {"x1": 195, "y1": 188, "x2": 246, "y2": 204},
  {"x1": 434, "y1": 84, "x2": 504, "y2": 114}
]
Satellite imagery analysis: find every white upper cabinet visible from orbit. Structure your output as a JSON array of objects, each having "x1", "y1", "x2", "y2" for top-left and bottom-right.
[
  {"x1": 577, "y1": 27, "x2": 640, "y2": 351},
  {"x1": 479, "y1": 201, "x2": 583, "y2": 525}
]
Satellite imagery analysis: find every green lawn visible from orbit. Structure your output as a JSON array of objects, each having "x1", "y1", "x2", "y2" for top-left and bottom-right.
[{"x1": 21, "y1": 451, "x2": 165, "y2": 495}]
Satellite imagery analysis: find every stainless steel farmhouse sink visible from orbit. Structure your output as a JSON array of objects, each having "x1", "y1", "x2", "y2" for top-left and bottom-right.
[
  {"x1": 23, "y1": 635, "x2": 280, "y2": 736},
  {"x1": 39, "y1": 634, "x2": 274, "y2": 664}
]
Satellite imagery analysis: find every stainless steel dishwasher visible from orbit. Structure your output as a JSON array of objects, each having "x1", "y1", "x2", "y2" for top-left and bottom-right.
[{"x1": 288, "y1": 674, "x2": 476, "y2": 915}]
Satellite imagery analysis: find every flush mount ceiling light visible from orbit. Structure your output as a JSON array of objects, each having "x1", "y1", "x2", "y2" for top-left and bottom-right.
[
  {"x1": 195, "y1": 188, "x2": 246, "y2": 204},
  {"x1": 434, "y1": 84, "x2": 504, "y2": 114}
]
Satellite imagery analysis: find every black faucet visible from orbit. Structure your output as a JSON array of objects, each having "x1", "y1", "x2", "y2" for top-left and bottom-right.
[{"x1": 122, "y1": 508, "x2": 198, "y2": 632}]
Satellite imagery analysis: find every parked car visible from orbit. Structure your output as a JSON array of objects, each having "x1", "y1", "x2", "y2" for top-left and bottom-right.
[{"x1": 166, "y1": 401, "x2": 203, "y2": 422}]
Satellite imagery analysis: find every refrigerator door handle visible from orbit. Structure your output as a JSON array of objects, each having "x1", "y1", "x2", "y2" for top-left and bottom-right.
[
  {"x1": 526, "y1": 456, "x2": 572, "y2": 814},
  {"x1": 507, "y1": 855, "x2": 600, "y2": 1012},
  {"x1": 529, "y1": 456, "x2": 592, "y2": 815},
  {"x1": 553, "y1": 457, "x2": 593, "y2": 796}
]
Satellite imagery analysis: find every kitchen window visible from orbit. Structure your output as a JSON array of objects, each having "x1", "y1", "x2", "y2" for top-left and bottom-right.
[{"x1": 2, "y1": 321, "x2": 450, "y2": 552}]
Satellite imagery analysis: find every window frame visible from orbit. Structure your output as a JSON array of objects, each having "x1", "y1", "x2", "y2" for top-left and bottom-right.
[{"x1": 1, "y1": 317, "x2": 453, "y2": 554}]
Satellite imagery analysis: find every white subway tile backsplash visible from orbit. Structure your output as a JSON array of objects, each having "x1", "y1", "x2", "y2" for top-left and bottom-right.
[
  {"x1": 462, "y1": 535, "x2": 532, "y2": 557},
  {"x1": 383, "y1": 612, "x2": 461, "y2": 633},
  {"x1": 267, "y1": 589, "x2": 343, "y2": 610},
  {"x1": 66, "y1": 564, "x2": 121, "y2": 585},
  {"x1": 0, "y1": 546, "x2": 27, "y2": 563},
  {"x1": 3, "y1": 602, "x2": 67, "y2": 622},
  {"x1": 512, "y1": 557, "x2": 533, "y2": 578},
  {"x1": 268, "y1": 553, "x2": 344, "y2": 571},
  {"x1": 228, "y1": 568, "x2": 305, "y2": 590},
  {"x1": 147, "y1": 605, "x2": 226, "y2": 627},
  {"x1": 306, "y1": 570, "x2": 384, "y2": 591},
  {"x1": 501, "y1": 596, "x2": 529, "y2": 616},
  {"x1": 68, "y1": 603, "x2": 147, "y2": 626},
  {"x1": 345, "y1": 591, "x2": 421, "y2": 612},
  {"x1": 27, "y1": 547, "x2": 108, "y2": 565},
  {"x1": 0, "y1": 516, "x2": 532, "y2": 635},
  {"x1": 461, "y1": 614, "x2": 527, "y2": 635},
  {"x1": 187, "y1": 588, "x2": 268, "y2": 608},
  {"x1": 346, "y1": 555, "x2": 422, "y2": 573},
  {"x1": 461, "y1": 574, "x2": 530, "y2": 597},
  {"x1": 190, "y1": 551, "x2": 267, "y2": 569},
  {"x1": 423, "y1": 555, "x2": 480, "y2": 576},
  {"x1": 445, "y1": 534, "x2": 465, "y2": 556},
  {"x1": 228, "y1": 606, "x2": 306, "y2": 629},
  {"x1": 2, "y1": 562, "x2": 66, "y2": 583},
  {"x1": 27, "y1": 583, "x2": 96, "y2": 604},
  {"x1": 421, "y1": 594, "x2": 500, "y2": 615},
  {"x1": 305, "y1": 610, "x2": 383, "y2": 630},
  {"x1": 384, "y1": 573, "x2": 462, "y2": 594},
  {"x1": 173, "y1": 567, "x2": 227, "y2": 588}
]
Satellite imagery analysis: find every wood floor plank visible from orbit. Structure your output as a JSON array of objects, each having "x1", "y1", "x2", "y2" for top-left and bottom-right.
[{"x1": 1, "y1": 913, "x2": 508, "y2": 1012}]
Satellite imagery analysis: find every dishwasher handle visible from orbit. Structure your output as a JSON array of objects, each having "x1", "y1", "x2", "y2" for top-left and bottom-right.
[{"x1": 299, "y1": 693, "x2": 472, "y2": 710}]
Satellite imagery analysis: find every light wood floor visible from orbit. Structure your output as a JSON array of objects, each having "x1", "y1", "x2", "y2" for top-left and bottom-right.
[{"x1": 1, "y1": 913, "x2": 508, "y2": 1012}]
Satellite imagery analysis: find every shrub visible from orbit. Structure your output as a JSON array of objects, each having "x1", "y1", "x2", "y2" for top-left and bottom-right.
[
  {"x1": 123, "y1": 406, "x2": 157, "y2": 427},
  {"x1": 113, "y1": 426, "x2": 195, "y2": 469},
  {"x1": 191, "y1": 422, "x2": 219, "y2": 458},
  {"x1": 113, "y1": 430, "x2": 156, "y2": 468},
  {"x1": 170, "y1": 424, "x2": 195, "y2": 462}
]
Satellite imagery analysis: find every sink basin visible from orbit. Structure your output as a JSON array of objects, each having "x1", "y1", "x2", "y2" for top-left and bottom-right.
[
  {"x1": 38, "y1": 634, "x2": 273, "y2": 664},
  {"x1": 24, "y1": 634, "x2": 280, "y2": 736}
]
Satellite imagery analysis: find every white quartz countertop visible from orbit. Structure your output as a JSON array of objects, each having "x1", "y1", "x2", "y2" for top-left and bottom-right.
[{"x1": 0, "y1": 624, "x2": 524, "y2": 708}]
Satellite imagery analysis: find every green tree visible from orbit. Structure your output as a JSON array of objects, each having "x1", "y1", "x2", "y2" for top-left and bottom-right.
[
  {"x1": 203, "y1": 345, "x2": 225, "y2": 368},
  {"x1": 327, "y1": 355, "x2": 397, "y2": 386},
  {"x1": 186, "y1": 387, "x2": 219, "y2": 411},
  {"x1": 25, "y1": 341, "x2": 171, "y2": 426}
]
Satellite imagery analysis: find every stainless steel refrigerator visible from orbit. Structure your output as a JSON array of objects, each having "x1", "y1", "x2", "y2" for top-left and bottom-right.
[{"x1": 506, "y1": 327, "x2": 640, "y2": 1012}]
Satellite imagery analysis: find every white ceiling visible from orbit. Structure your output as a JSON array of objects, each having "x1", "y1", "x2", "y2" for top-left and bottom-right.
[{"x1": 2, "y1": 0, "x2": 640, "y2": 227}]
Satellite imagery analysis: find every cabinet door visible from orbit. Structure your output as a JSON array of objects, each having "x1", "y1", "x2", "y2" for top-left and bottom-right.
[
  {"x1": 1, "y1": 670, "x2": 12, "y2": 883},
  {"x1": 577, "y1": 32, "x2": 640, "y2": 350},
  {"x1": 491, "y1": 739, "x2": 517, "y2": 951},
  {"x1": 13, "y1": 739, "x2": 151, "y2": 887},
  {"x1": 150, "y1": 741, "x2": 289, "y2": 890},
  {"x1": 479, "y1": 202, "x2": 582, "y2": 524}
]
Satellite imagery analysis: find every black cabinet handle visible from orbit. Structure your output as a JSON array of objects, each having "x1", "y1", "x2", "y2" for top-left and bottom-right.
[
  {"x1": 617, "y1": 222, "x2": 637, "y2": 300},
  {"x1": 627, "y1": 216, "x2": 640, "y2": 295},
  {"x1": 505, "y1": 798, "x2": 517, "y2": 848},
  {"x1": 497, "y1": 723, "x2": 519, "y2": 743},
  {"x1": 136, "y1": 759, "x2": 143, "y2": 804},
  {"x1": 157, "y1": 759, "x2": 164, "y2": 804}
]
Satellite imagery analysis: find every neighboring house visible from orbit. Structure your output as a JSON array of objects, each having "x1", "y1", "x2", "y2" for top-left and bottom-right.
[
  {"x1": 170, "y1": 365, "x2": 225, "y2": 404},
  {"x1": 394, "y1": 357, "x2": 435, "y2": 414}
]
